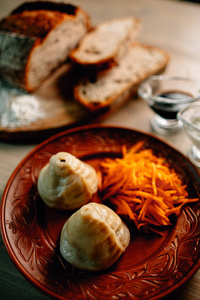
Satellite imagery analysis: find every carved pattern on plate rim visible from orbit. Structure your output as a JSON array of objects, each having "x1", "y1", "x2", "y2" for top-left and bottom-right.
[{"x1": 3, "y1": 127, "x2": 200, "y2": 299}]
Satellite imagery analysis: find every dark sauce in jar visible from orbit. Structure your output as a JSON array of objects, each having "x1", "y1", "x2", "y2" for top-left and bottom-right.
[{"x1": 150, "y1": 90, "x2": 193, "y2": 119}]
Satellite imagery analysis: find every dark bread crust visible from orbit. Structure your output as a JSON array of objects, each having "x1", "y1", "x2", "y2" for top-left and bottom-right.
[
  {"x1": 0, "y1": 2, "x2": 85, "y2": 38},
  {"x1": 10, "y1": 1, "x2": 77, "y2": 15},
  {"x1": 0, "y1": 2, "x2": 91, "y2": 91},
  {"x1": 0, "y1": 12, "x2": 66, "y2": 37},
  {"x1": 0, "y1": 32, "x2": 36, "y2": 88}
]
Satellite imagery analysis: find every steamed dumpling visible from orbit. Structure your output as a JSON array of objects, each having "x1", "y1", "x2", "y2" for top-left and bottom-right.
[
  {"x1": 37, "y1": 152, "x2": 98, "y2": 210},
  {"x1": 60, "y1": 203, "x2": 130, "y2": 271}
]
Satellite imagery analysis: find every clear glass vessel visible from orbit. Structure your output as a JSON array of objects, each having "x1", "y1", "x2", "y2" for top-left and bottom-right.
[
  {"x1": 138, "y1": 76, "x2": 200, "y2": 135},
  {"x1": 178, "y1": 104, "x2": 200, "y2": 168}
]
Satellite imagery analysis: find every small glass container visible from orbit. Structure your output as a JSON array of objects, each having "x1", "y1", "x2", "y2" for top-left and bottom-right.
[
  {"x1": 178, "y1": 104, "x2": 200, "y2": 168},
  {"x1": 138, "y1": 75, "x2": 200, "y2": 135}
]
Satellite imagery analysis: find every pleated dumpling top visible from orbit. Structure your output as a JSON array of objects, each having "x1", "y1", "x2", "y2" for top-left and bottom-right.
[
  {"x1": 37, "y1": 152, "x2": 98, "y2": 210},
  {"x1": 60, "y1": 203, "x2": 130, "y2": 271}
]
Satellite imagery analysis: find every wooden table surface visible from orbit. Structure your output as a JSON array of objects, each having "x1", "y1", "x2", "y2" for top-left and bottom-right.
[{"x1": 1, "y1": 0, "x2": 200, "y2": 299}]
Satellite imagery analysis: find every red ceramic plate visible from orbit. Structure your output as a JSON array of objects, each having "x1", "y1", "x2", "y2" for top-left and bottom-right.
[{"x1": 1, "y1": 125, "x2": 200, "y2": 300}]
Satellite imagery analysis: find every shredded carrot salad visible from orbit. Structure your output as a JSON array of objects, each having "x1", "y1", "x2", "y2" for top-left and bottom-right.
[{"x1": 99, "y1": 141, "x2": 198, "y2": 234}]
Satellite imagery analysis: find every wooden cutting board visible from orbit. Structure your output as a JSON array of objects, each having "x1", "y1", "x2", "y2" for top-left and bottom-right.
[{"x1": 0, "y1": 62, "x2": 122, "y2": 142}]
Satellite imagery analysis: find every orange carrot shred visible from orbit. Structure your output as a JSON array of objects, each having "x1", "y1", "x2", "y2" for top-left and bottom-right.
[{"x1": 99, "y1": 142, "x2": 199, "y2": 234}]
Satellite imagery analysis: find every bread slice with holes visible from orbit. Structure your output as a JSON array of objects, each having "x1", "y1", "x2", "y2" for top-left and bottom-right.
[
  {"x1": 74, "y1": 43, "x2": 169, "y2": 111},
  {"x1": 0, "y1": 1, "x2": 91, "y2": 91},
  {"x1": 70, "y1": 17, "x2": 141, "y2": 67}
]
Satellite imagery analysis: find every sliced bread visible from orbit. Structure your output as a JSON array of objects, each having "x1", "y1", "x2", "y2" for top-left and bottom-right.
[
  {"x1": 0, "y1": 1, "x2": 91, "y2": 91},
  {"x1": 74, "y1": 43, "x2": 169, "y2": 111},
  {"x1": 70, "y1": 17, "x2": 141, "y2": 66}
]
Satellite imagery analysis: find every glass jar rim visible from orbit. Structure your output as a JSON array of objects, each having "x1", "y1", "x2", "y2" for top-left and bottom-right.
[
  {"x1": 138, "y1": 75, "x2": 200, "y2": 104},
  {"x1": 177, "y1": 104, "x2": 200, "y2": 131}
]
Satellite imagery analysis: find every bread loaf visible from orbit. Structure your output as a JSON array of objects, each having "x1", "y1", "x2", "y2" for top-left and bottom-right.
[
  {"x1": 74, "y1": 43, "x2": 169, "y2": 111},
  {"x1": 0, "y1": 1, "x2": 91, "y2": 91},
  {"x1": 70, "y1": 17, "x2": 141, "y2": 66}
]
